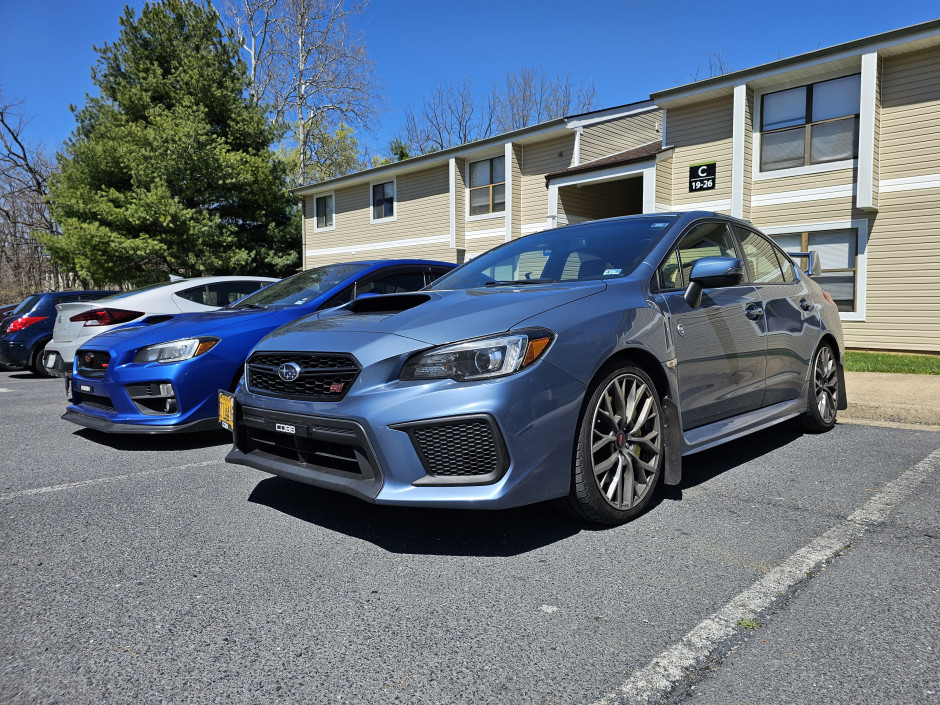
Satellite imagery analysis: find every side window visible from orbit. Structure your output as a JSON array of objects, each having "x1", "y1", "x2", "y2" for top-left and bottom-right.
[
  {"x1": 205, "y1": 281, "x2": 269, "y2": 306},
  {"x1": 772, "y1": 246, "x2": 797, "y2": 283},
  {"x1": 658, "y1": 222, "x2": 737, "y2": 290},
  {"x1": 359, "y1": 271, "x2": 426, "y2": 295},
  {"x1": 175, "y1": 286, "x2": 209, "y2": 305},
  {"x1": 737, "y1": 229, "x2": 787, "y2": 284}
]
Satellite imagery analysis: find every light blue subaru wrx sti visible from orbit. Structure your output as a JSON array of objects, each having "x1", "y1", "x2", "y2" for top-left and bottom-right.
[{"x1": 224, "y1": 212, "x2": 846, "y2": 525}]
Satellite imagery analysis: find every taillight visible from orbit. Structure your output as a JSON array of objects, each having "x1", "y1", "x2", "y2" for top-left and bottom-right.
[
  {"x1": 6, "y1": 316, "x2": 47, "y2": 333},
  {"x1": 69, "y1": 308, "x2": 143, "y2": 327}
]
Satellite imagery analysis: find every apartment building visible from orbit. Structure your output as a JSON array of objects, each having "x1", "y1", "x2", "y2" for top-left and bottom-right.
[{"x1": 294, "y1": 19, "x2": 940, "y2": 353}]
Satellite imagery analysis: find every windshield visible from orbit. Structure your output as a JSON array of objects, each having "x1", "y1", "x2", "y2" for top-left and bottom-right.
[
  {"x1": 102, "y1": 280, "x2": 178, "y2": 300},
  {"x1": 429, "y1": 217, "x2": 679, "y2": 290},
  {"x1": 230, "y1": 263, "x2": 370, "y2": 308}
]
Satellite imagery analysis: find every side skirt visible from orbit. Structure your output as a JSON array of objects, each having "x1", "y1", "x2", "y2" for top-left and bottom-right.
[{"x1": 680, "y1": 397, "x2": 805, "y2": 457}]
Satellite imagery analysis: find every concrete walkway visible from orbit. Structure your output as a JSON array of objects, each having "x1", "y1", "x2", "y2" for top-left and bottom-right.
[{"x1": 842, "y1": 371, "x2": 940, "y2": 428}]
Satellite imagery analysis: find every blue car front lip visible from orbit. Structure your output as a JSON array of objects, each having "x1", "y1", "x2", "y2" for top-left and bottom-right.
[{"x1": 229, "y1": 357, "x2": 587, "y2": 509}]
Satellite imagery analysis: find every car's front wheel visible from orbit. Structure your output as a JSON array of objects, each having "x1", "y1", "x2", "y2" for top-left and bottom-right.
[
  {"x1": 798, "y1": 343, "x2": 839, "y2": 433},
  {"x1": 566, "y1": 364, "x2": 664, "y2": 525}
]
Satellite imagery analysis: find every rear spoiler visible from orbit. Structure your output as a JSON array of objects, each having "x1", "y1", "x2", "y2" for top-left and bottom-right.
[{"x1": 787, "y1": 251, "x2": 822, "y2": 277}]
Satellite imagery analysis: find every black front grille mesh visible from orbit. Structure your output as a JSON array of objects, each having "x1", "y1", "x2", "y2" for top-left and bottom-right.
[
  {"x1": 76, "y1": 393, "x2": 115, "y2": 412},
  {"x1": 246, "y1": 351, "x2": 359, "y2": 400},
  {"x1": 412, "y1": 420, "x2": 501, "y2": 477},
  {"x1": 75, "y1": 349, "x2": 110, "y2": 378}
]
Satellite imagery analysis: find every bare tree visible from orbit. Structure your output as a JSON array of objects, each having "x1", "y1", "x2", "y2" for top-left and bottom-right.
[
  {"x1": 686, "y1": 50, "x2": 732, "y2": 83},
  {"x1": 0, "y1": 96, "x2": 76, "y2": 300},
  {"x1": 399, "y1": 67, "x2": 596, "y2": 156},
  {"x1": 217, "y1": 0, "x2": 381, "y2": 185},
  {"x1": 401, "y1": 78, "x2": 497, "y2": 154},
  {"x1": 493, "y1": 66, "x2": 597, "y2": 132}
]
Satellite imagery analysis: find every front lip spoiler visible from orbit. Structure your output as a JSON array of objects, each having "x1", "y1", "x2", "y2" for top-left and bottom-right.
[{"x1": 61, "y1": 408, "x2": 221, "y2": 435}]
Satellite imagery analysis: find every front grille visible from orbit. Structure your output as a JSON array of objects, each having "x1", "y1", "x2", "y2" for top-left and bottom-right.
[
  {"x1": 244, "y1": 427, "x2": 362, "y2": 474},
  {"x1": 394, "y1": 415, "x2": 509, "y2": 485},
  {"x1": 75, "y1": 349, "x2": 110, "y2": 379},
  {"x1": 246, "y1": 351, "x2": 360, "y2": 400},
  {"x1": 75, "y1": 393, "x2": 116, "y2": 412}
]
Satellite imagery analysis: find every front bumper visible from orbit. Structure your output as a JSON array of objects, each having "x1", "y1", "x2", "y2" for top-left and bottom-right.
[
  {"x1": 65, "y1": 352, "x2": 234, "y2": 434},
  {"x1": 226, "y1": 359, "x2": 587, "y2": 509}
]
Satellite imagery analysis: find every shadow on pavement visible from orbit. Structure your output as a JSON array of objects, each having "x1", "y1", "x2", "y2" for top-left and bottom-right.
[
  {"x1": 247, "y1": 424, "x2": 807, "y2": 555},
  {"x1": 73, "y1": 427, "x2": 233, "y2": 451},
  {"x1": 248, "y1": 476, "x2": 583, "y2": 557}
]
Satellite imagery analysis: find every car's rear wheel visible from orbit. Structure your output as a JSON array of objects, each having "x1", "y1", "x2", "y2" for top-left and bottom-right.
[
  {"x1": 31, "y1": 344, "x2": 52, "y2": 378},
  {"x1": 797, "y1": 343, "x2": 839, "y2": 433},
  {"x1": 565, "y1": 364, "x2": 664, "y2": 525}
]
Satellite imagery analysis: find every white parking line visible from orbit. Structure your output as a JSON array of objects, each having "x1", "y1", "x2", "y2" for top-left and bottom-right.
[
  {"x1": 0, "y1": 460, "x2": 222, "y2": 500},
  {"x1": 593, "y1": 447, "x2": 940, "y2": 705}
]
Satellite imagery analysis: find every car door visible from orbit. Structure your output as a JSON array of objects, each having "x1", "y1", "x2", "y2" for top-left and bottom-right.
[
  {"x1": 655, "y1": 221, "x2": 768, "y2": 430},
  {"x1": 734, "y1": 227, "x2": 821, "y2": 407}
]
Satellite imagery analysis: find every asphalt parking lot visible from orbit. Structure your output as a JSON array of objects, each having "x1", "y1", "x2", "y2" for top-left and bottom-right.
[{"x1": 2, "y1": 368, "x2": 938, "y2": 705}]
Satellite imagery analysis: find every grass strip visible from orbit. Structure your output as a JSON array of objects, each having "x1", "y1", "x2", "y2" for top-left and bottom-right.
[{"x1": 845, "y1": 351, "x2": 940, "y2": 375}]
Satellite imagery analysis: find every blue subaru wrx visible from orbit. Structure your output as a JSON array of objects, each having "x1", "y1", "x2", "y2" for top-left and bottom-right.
[
  {"x1": 225, "y1": 213, "x2": 847, "y2": 525},
  {"x1": 63, "y1": 260, "x2": 454, "y2": 434}
]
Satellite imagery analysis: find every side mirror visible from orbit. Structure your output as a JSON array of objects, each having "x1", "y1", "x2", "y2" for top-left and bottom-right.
[{"x1": 683, "y1": 257, "x2": 744, "y2": 308}]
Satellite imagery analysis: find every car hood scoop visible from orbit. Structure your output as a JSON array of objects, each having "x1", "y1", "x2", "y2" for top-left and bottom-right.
[
  {"x1": 268, "y1": 282, "x2": 606, "y2": 346},
  {"x1": 345, "y1": 293, "x2": 431, "y2": 314}
]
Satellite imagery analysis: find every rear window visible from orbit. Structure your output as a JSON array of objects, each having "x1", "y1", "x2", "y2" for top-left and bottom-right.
[
  {"x1": 102, "y1": 281, "x2": 178, "y2": 300},
  {"x1": 11, "y1": 295, "x2": 41, "y2": 316}
]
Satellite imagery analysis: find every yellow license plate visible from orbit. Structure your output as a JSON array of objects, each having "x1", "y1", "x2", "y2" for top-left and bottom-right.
[{"x1": 218, "y1": 390, "x2": 234, "y2": 430}]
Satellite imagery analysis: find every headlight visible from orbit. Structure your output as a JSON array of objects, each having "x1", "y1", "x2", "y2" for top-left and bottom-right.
[
  {"x1": 133, "y1": 337, "x2": 219, "y2": 364},
  {"x1": 400, "y1": 329, "x2": 554, "y2": 381}
]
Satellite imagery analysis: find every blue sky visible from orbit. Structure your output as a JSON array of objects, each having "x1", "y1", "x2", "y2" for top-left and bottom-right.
[{"x1": 1, "y1": 1, "x2": 937, "y2": 158}]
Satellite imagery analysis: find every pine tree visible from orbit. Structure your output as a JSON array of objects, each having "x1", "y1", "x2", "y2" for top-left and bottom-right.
[{"x1": 45, "y1": 0, "x2": 298, "y2": 286}]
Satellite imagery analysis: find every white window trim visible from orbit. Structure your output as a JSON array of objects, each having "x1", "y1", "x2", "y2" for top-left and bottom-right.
[
  {"x1": 312, "y1": 191, "x2": 336, "y2": 233},
  {"x1": 751, "y1": 68, "x2": 862, "y2": 182},
  {"x1": 369, "y1": 177, "x2": 397, "y2": 224},
  {"x1": 760, "y1": 218, "x2": 868, "y2": 322}
]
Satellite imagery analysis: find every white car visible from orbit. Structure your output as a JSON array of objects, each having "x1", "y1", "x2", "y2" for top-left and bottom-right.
[{"x1": 42, "y1": 275, "x2": 277, "y2": 378}]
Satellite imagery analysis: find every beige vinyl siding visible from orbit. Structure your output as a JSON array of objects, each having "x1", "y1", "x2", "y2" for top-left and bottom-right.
[
  {"x1": 842, "y1": 188, "x2": 940, "y2": 352},
  {"x1": 303, "y1": 166, "x2": 451, "y2": 268},
  {"x1": 655, "y1": 153, "x2": 672, "y2": 210},
  {"x1": 466, "y1": 218, "x2": 505, "y2": 233},
  {"x1": 666, "y1": 97, "x2": 734, "y2": 210},
  {"x1": 742, "y1": 88, "x2": 754, "y2": 220},
  {"x1": 880, "y1": 45, "x2": 940, "y2": 181},
  {"x1": 520, "y1": 135, "x2": 575, "y2": 226},
  {"x1": 752, "y1": 167, "x2": 856, "y2": 196},
  {"x1": 750, "y1": 198, "x2": 860, "y2": 228},
  {"x1": 579, "y1": 110, "x2": 662, "y2": 162}
]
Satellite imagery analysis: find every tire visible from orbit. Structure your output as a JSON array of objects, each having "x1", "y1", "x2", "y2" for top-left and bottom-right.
[
  {"x1": 797, "y1": 344, "x2": 839, "y2": 433},
  {"x1": 564, "y1": 363, "x2": 665, "y2": 525},
  {"x1": 31, "y1": 345, "x2": 52, "y2": 378}
]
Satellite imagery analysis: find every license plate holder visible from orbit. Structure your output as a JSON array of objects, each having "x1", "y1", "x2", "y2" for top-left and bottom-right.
[{"x1": 218, "y1": 390, "x2": 234, "y2": 431}]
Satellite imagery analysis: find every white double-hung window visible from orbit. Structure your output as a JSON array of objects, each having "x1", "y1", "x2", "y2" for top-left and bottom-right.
[
  {"x1": 468, "y1": 156, "x2": 506, "y2": 216},
  {"x1": 760, "y1": 74, "x2": 861, "y2": 172}
]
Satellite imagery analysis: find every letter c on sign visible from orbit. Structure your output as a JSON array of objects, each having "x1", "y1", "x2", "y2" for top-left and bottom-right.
[{"x1": 698, "y1": 166, "x2": 708, "y2": 177}]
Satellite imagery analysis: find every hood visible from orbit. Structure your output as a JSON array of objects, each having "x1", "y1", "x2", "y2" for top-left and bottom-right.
[
  {"x1": 262, "y1": 282, "x2": 606, "y2": 349},
  {"x1": 81, "y1": 306, "x2": 283, "y2": 351}
]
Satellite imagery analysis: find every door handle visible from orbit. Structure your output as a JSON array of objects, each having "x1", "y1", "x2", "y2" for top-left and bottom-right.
[
  {"x1": 799, "y1": 298, "x2": 814, "y2": 311},
  {"x1": 745, "y1": 303, "x2": 764, "y2": 320}
]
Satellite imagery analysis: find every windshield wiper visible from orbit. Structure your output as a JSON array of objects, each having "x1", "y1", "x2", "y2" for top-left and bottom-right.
[
  {"x1": 228, "y1": 302, "x2": 267, "y2": 310},
  {"x1": 484, "y1": 278, "x2": 556, "y2": 287}
]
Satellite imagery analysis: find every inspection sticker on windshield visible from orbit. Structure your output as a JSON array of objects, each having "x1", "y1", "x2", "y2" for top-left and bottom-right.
[{"x1": 603, "y1": 269, "x2": 622, "y2": 276}]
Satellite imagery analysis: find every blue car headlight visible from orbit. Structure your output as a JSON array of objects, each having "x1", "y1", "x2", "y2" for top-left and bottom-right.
[
  {"x1": 133, "y1": 337, "x2": 220, "y2": 364},
  {"x1": 400, "y1": 329, "x2": 554, "y2": 381}
]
